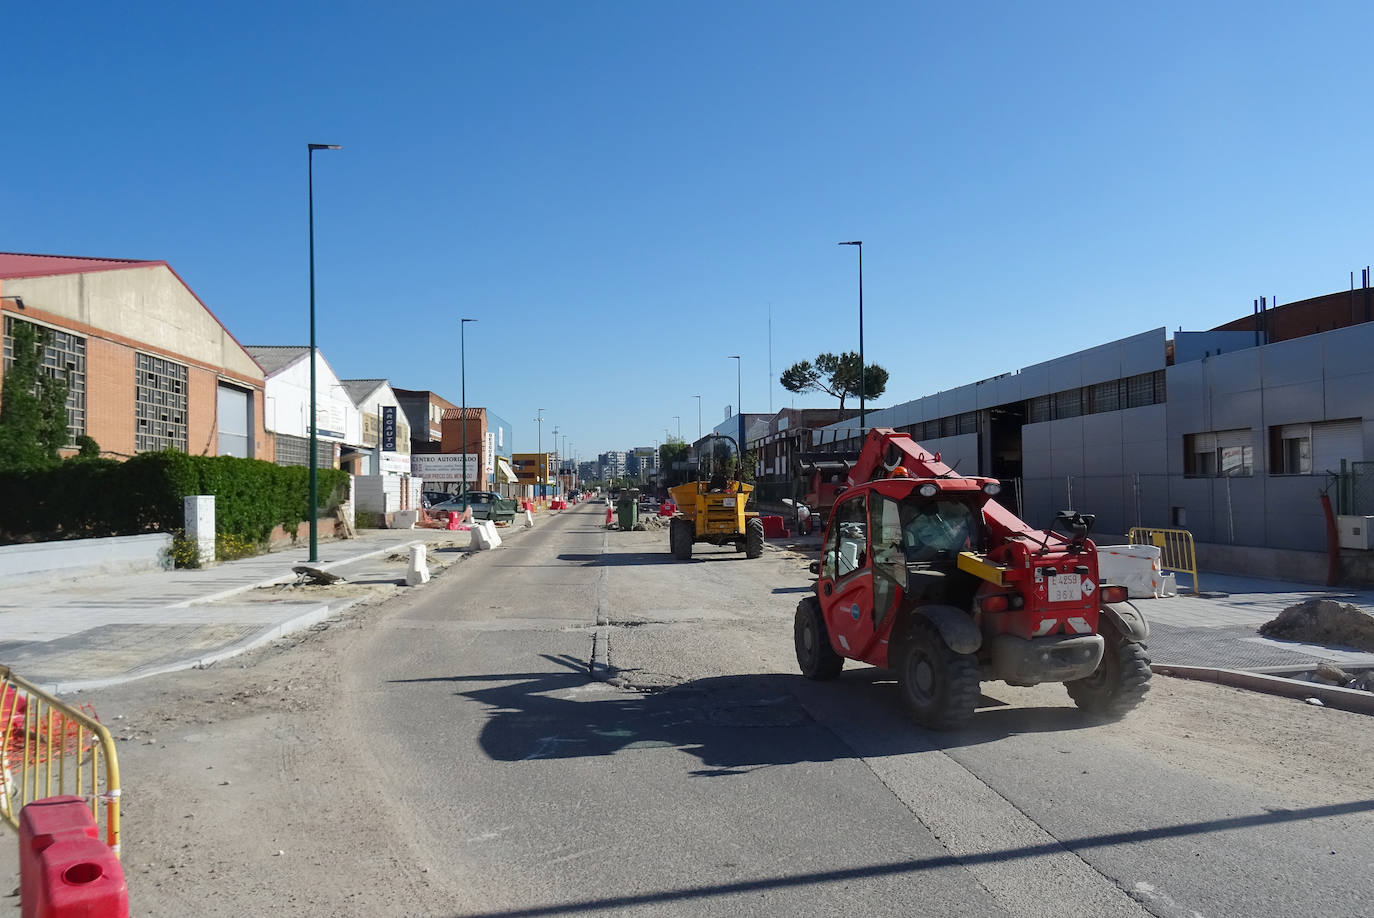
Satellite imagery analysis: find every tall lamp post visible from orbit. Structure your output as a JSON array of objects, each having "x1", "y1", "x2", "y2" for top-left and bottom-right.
[
  {"x1": 459, "y1": 318, "x2": 477, "y2": 500},
  {"x1": 728, "y1": 355, "x2": 743, "y2": 464},
  {"x1": 838, "y1": 240, "x2": 865, "y2": 433},
  {"x1": 307, "y1": 142, "x2": 341, "y2": 564},
  {"x1": 551, "y1": 426, "x2": 560, "y2": 496},
  {"x1": 534, "y1": 409, "x2": 545, "y2": 500},
  {"x1": 693, "y1": 395, "x2": 702, "y2": 442},
  {"x1": 672, "y1": 416, "x2": 681, "y2": 439}
]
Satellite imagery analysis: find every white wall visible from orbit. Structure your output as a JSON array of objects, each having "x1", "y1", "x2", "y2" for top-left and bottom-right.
[{"x1": 262, "y1": 352, "x2": 360, "y2": 444}]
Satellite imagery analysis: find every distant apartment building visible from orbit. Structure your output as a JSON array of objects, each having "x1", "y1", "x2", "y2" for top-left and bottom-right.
[
  {"x1": 0, "y1": 252, "x2": 268, "y2": 459},
  {"x1": 599, "y1": 450, "x2": 628, "y2": 478}
]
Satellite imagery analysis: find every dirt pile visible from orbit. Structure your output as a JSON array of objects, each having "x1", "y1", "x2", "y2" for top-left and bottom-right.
[{"x1": 1259, "y1": 599, "x2": 1374, "y2": 652}]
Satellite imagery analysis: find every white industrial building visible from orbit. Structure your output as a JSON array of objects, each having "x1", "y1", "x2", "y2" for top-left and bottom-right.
[{"x1": 341, "y1": 378, "x2": 421, "y2": 515}]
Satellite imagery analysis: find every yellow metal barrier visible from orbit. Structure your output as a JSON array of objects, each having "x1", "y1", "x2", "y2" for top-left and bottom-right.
[
  {"x1": 1128, "y1": 526, "x2": 1200, "y2": 595},
  {"x1": 0, "y1": 665, "x2": 120, "y2": 855}
]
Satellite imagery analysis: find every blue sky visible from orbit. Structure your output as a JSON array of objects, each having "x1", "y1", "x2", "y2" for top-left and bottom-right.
[{"x1": 6, "y1": 1, "x2": 1374, "y2": 459}]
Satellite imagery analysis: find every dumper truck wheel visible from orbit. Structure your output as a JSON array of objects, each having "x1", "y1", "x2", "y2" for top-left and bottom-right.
[
  {"x1": 794, "y1": 596, "x2": 843, "y2": 680},
  {"x1": 745, "y1": 517, "x2": 765, "y2": 559},
  {"x1": 1065, "y1": 634, "x2": 1151, "y2": 718},
  {"x1": 897, "y1": 621, "x2": 979, "y2": 730},
  {"x1": 670, "y1": 517, "x2": 693, "y2": 561}
]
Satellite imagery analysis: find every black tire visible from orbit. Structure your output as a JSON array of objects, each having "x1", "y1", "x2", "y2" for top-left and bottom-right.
[
  {"x1": 670, "y1": 517, "x2": 693, "y2": 561},
  {"x1": 897, "y1": 620, "x2": 980, "y2": 730},
  {"x1": 1066, "y1": 634, "x2": 1152, "y2": 718},
  {"x1": 794, "y1": 596, "x2": 843, "y2": 680},
  {"x1": 745, "y1": 517, "x2": 765, "y2": 559}
]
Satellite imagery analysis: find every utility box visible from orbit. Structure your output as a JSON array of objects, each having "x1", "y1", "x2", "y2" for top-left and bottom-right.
[{"x1": 1337, "y1": 515, "x2": 1374, "y2": 550}]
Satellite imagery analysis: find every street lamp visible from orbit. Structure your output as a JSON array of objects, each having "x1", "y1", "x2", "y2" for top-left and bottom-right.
[
  {"x1": 307, "y1": 142, "x2": 341, "y2": 564},
  {"x1": 534, "y1": 409, "x2": 545, "y2": 499},
  {"x1": 460, "y1": 318, "x2": 476, "y2": 500},
  {"x1": 728, "y1": 355, "x2": 742, "y2": 460},
  {"x1": 551, "y1": 425, "x2": 560, "y2": 496},
  {"x1": 672, "y1": 416, "x2": 681, "y2": 439},
  {"x1": 839, "y1": 240, "x2": 865, "y2": 433},
  {"x1": 693, "y1": 394, "x2": 702, "y2": 443}
]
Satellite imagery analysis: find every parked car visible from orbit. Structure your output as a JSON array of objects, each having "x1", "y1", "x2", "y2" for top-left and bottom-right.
[
  {"x1": 421, "y1": 490, "x2": 451, "y2": 510},
  {"x1": 431, "y1": 490, "x2": 502, "y2": 520}
]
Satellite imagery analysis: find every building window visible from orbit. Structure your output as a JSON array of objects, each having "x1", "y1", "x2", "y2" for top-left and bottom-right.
[
  {"x1": 1185, "y1": 430, "x2": 1253, "y2": 477},
  {"x1": 1055, "y1": 388, "x2": 1083, "y2": 419},
  {"x1": 957, "y1": 411, "x2": 978, "y2": 435},
  {"x1": 940, "y1": 415, "x2": 956, "y2": 438},
  {"x1": 1089, "y1": 379, "x2": 1121, "y2": 414},
  {"x1": 1125, "y1": 372, "x2": 1154, "y2": 408},
  {"x1": 1184, "y1": 434, "x2": 1217, "y2": 476},
  {"x1": 1028, "y1": 395, "x2": 1052, "y2": 424},
  {"x1": 275, "y1": 433, "x2": 334, "y2": 468},
  {"x1": 2, "y1": 315, "x2": 86, "y2": 445},
  {"x1": 134, "y1": 353, "x2": 188, "y2": 452},
  {"x1": 1270, "y1": 419, "x2": 1364, "y2": 476},
  {"x1": 1269, "y1": 424, "x2": 1311, "y2": 475}
]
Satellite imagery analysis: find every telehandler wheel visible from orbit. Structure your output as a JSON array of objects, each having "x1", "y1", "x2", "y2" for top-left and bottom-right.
[
  {"x1": 669, "y1": 517, "x2": 693, "y2": 561},
  {"x1": 897, "y1": 621, "x2": 979, "y2": 730},
  {"x1": 745, "y1": 517, "x2": 765, "y2": 559},
  {"x1": 1065, "y1": 633, "x2": 1151, "y2": 718},
  {"x1": 794, "y1": 596, "x2": 843, "y2": 680}
]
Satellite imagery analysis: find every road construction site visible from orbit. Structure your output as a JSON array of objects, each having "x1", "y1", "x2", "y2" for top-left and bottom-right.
[{"x1": 3, "y1": 502, "x2": 1373, "y2": 917}]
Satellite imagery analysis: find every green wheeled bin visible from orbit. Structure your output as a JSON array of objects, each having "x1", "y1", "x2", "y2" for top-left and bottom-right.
[{"x1": 616, "y1": 494, "x2": 639, "y2": 530}]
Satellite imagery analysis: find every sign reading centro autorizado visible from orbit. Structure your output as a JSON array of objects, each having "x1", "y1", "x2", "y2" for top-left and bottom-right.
[{"x1": 410, "y1": 454, "x2": 479, "y2": 482}]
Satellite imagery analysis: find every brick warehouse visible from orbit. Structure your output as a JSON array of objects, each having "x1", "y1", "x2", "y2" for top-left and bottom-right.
[{"x1": 0, "y1": 252, "x2": 268, "y2": 459}]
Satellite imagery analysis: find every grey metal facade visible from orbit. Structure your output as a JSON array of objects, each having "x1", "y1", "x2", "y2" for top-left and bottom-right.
[{"x1": 817, "y1": 321, "x2": 1374, "y2": 552}]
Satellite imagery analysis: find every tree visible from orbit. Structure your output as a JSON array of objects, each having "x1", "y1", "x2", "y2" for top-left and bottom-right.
[
  {"x1": 659, "y1": 438, "x2": 691, "y2": 487},
  {"x1": 0, "y1": 320, "x2": 70, "y2": 471},
  {"x1": 779, "y1": 351, "x2": 888, "y2": 412}
]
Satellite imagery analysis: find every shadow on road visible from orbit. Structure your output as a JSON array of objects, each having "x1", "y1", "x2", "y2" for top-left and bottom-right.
[
  {"x1": 390, "y1": 654, "x2": 1104, "y2": 773},
  {"x1": 438, "y1": 795, "x2": 1374, "y2": 918}
]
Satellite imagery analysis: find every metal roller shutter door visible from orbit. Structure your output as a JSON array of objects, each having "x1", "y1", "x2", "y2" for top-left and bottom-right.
[{"x1": 1312, "y1": 420, "x2": 1363, "y2": 474}]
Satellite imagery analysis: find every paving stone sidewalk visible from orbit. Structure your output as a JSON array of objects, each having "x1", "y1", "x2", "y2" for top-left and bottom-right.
[{"x1": 0, "y1": 523, "x2": 525, "y2": 694}]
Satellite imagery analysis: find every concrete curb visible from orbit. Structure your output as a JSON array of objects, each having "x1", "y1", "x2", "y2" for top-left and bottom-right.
[
  {"x1": 1152, "y1": 663, "x2": 1374, "y2": 715},
  {"x1": 42, "y1": 598, "x2": 360, "y2": 696},
  {"x1": 171, "y1": 539, "x2": 425, "y2": 607}
]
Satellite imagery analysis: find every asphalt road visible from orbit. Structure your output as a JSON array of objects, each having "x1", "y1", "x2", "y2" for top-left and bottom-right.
[{"x1": 342, "y1": 503, "x2": 1372, "y2": 918}]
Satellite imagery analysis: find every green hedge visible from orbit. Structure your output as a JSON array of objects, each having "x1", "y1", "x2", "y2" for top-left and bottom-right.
[{"x1": 0, "y1": 451, "x2": 348, "y2": 543}]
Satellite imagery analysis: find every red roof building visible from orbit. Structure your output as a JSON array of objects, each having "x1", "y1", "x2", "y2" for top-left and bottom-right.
[{"x1": 0, "y1": 252, "x2": 268, "y2": 460}]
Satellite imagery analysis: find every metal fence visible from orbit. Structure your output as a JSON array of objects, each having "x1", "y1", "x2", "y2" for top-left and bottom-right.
[
  {"x1": 1, "y1": 665, "x2": 121, "y2": 854},
  {"x1": 1128, "y1": 526, "x2": 1199, "y2": 595},
  {"x1": 1344, "y1": 461, "x2": 1374, "y2": 516}
]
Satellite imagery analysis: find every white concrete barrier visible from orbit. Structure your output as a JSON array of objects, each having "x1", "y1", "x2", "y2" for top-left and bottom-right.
[
  {"x1": 406, "y1": 544, "x2": 430, "y2": 585},
  {"x1": 469, "y1": 520, "x2": 503, "y2": 551}
]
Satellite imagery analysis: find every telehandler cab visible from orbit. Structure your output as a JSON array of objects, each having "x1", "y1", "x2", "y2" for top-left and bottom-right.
[{"x1": 796, "y1": 428, "x2": 1151, "y2": 729}]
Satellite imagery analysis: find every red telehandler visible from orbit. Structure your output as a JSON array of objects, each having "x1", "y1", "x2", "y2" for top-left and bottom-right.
[{"x1": 795, "y1": 428, "x2": 1151, "y2": 729}]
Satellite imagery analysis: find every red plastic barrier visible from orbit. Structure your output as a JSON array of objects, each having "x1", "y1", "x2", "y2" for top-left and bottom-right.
[
  {"x1": 446, "y1": 511, "x2": 460, "y2": 531},
  {"x1": 605, "y1": 507, "x2": 614, "y2": 525},
  {"x1": 658, "y1": 501, "x2": 675, "y2": 517},
  {"x1": 19, "y1": 796, "x2": 128, "y2": 918},
  {"x1": 760, "y1": 515, "x2": 789, "y2": 539}
]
